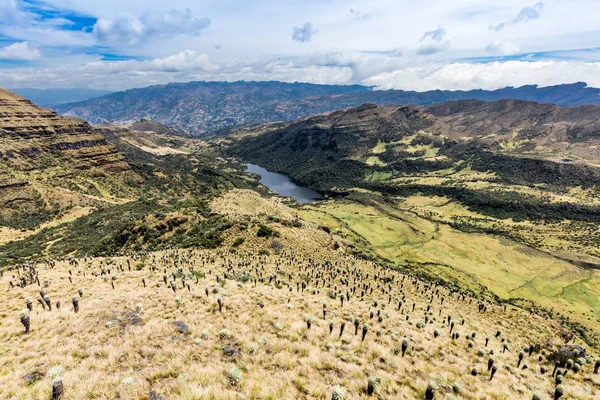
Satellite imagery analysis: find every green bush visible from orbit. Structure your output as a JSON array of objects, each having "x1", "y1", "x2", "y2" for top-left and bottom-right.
[{"x1": 257, "y1": 224, "x2": 273, "y2": 238}]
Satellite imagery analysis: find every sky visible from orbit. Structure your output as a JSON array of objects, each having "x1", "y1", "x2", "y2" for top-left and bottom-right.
[{"x1": 0, "y1": 0, "x2": 600, "y2": 91}]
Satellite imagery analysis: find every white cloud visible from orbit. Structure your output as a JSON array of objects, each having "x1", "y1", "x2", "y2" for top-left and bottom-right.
[
  {"x1": 485, "y1": 40, "x2": 520, "y2": 55},
  {"x1": 348, "y1": 8, "x2": 369, "y2": 21},
  {"x1": 292, "y1": 23, "x2": 317, "y2": 43},
  {"x1": 93, "y1": 9, "x2": 210, "y2": 45},
  {"x1": 0, "y1": 41, "x2": 40, "y2": 61},
  {"x1": 93, "y1": 13, "x2": 144, "y2": 45},
  {"x1": 139, "y1": 9, "x2": 210, "y2": 37},
  {"x1": 388, "y1": 48, "x2": 404, "y2": 57},
  {"x1": 0, "y1": 0, "x2": 19, "y2": 23},
  {"x1": 365, "y1": 60, "x2": 600, "y2": 91},
  {"x1": 490, "y1": 2, "x2": 544, "y2": 31},
  {"x1": 3, "y1": 47, "x2": 600, "y2": 95},
  {"x1": 421, "y1": 27, "x2": 446, "y2": 42},
  {"x1": 0, "y1": 0, "x2": 599, "y2": 92},
  {"x1": 417, "y1": 26, "x2": 449, "y2": 56},
  {"x1": 417, "y1": 42, "x2": 450, "y2": 56}
]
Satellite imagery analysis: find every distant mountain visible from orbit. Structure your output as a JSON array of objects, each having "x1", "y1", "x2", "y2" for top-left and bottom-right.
[
  {"x1": 54, "y1": 81, "x2": 600, "y2": 136},
  {"x1": 10, "y1": 88, "x2": 113, "y2": 106}
]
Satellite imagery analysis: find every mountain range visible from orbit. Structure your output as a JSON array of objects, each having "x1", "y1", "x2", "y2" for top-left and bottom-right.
[{"x1": 55, "y1": 81, "x2": 600, "y2": 137}]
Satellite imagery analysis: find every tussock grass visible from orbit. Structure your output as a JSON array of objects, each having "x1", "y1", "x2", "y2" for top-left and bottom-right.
[{"x1": 2, "y1": 246, "x2": 599, "y2": 399}]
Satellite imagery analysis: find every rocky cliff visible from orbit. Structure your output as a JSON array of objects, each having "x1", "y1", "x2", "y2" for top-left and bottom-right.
[{"x1": 0, "y1": 89, "x2": 138, "y2": 230}]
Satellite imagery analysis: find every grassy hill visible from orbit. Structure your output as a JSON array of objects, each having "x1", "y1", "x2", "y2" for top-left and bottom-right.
[
  {"x1": 2, "y1": 190, "x2": 599, "y2": 399},
  {"x1": 3, "y1": 90, "x2": 600, "y2": 399}
]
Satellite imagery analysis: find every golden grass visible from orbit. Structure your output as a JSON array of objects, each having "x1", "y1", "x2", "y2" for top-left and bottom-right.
[
  {"x1": 2, "y1": 188, "x2": 600, "y2": 399},
  {"x1": 2, "y1": 248, "x2": 598, "y2": 399}
]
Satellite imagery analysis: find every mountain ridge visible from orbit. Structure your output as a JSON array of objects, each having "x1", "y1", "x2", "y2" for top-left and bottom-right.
[{"x1": 55, "y1": 81, "x2": 600, "y2": 136}]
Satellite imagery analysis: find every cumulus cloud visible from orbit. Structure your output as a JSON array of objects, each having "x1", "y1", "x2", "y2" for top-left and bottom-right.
[
  {"x1": 2, "y1": 48, "x2": 600, "y2": 94},
  {"x1": 0, "y1": 41, "x2": 40, "y2": 60},
  {"x1": 365, "y1": 60, "x2": 600, "y2": 91},
  {"x1": 82, "y1": 50, "x2": 216, "y2": 75},
  {"x1": 292, "y1": 22, "x2": 317, "y2": 43},
  {"x1": 93, "y1": 9, "x2": 210, "y2": 45},
  {"x1": 485, "y1": 41, "x2": 520, "y2": 55},
  {"x1": 418, "y1": 27, "x2": 449, "y2": 55},
  {"x1": 490, "y1": 2, "x2": 544, "y2": 31}
]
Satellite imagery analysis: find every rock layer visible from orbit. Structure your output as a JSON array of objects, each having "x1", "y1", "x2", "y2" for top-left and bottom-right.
[{"x1": 0, "y1": 88, "x2": 137, "y2": 230}]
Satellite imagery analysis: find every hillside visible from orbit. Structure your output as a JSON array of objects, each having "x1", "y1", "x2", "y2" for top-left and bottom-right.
[
  {"x1": 3, "y1": 90, "x2": 600, "y2": 399},
  {"x1": 55, "y1": 81, "x2": 600, "y2": 137},
  {"x1": 0, "y1": 88, "x2": 259, "y2": 263},
  {"x1": 223, "y1": 100, "x2": 600, "y2": 347},
  {"x1": 2, "y1": 191, "x2": 599, "y2": 399},
  {"x1": 0, "y1": 88, "x2": 137, "y2": 232}
]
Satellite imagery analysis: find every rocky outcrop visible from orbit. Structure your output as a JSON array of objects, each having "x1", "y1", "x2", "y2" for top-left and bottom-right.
[
  {"x1": 0, "y1": 88, "x2": 130, "y2": 173},
  {"x1": 550, "y1": 344, "x2": 587, "y2": 364},
  {"x1": 0, "y1": 88, "x2": 137, "y2": 229}
]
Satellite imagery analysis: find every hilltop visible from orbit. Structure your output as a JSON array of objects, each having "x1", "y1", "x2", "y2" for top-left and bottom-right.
[{"x1": 54, "y1": 81, "x2": 600, "y2": 136}]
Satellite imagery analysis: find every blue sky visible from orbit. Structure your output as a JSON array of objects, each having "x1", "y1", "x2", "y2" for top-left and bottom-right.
[{"x1": 0, "y1": 0, "x2": 599, "y2": 90}]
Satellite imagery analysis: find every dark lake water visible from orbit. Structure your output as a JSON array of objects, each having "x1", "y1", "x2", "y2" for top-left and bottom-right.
[{"x1": 245, "y1": 163, "x2": 323, "y2": 203}]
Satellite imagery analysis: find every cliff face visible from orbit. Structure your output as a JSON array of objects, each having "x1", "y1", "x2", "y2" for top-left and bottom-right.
[
  {"x1": 0, "y1": 88, "x2": 129, "y2": 172},
  {"x1": 0, "y1": 89, "x2": 138, "y2": 230}
]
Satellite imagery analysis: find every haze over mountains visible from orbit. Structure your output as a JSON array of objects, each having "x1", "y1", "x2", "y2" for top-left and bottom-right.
[
  {"x1": 10, "y1": 88, "x2": 113, "y2": 107},
  {"x1": 55, "y1": 81, "x2": 600, "y2": 137}
]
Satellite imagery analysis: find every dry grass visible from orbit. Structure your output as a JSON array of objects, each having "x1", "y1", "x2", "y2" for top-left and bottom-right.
[{"x1": 1, "y1": 247, "x2": 599, "y2": 400}]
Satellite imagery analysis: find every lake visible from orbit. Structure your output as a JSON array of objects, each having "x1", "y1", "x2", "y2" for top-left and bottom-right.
[{"x1": 245, "y1": 163, "x2": 323, "y2": 203}]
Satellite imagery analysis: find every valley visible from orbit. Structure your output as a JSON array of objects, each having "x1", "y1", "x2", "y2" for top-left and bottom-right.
[
  {"x1": 223, "y1": 101, "x2": 600, "y2": 348},
  {"x1": 2, "y1": 88, "x2": 600, "y2": 399}
]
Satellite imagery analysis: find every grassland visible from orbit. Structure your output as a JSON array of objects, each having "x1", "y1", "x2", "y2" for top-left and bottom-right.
[
  {"x1": 2, "y1": 185, "x2": 600, "y2": 399},
  {"x1": 301, "y1": 200, "x2": 600, "y2": 347},
  {"x1": 2, "y1": 249, "x2": 598, "y2": 399}
]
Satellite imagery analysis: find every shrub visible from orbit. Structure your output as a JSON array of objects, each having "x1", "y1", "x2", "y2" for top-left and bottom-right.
[
  {"x1": 257, "y1": 224, "x2": 273, "y2": 238},
  {"x1": 219, "y1": 329, "x2": 232, "y2": 340},
  {"x1": 367, "y1": 376, "x2": 379, "y2": 396}
]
